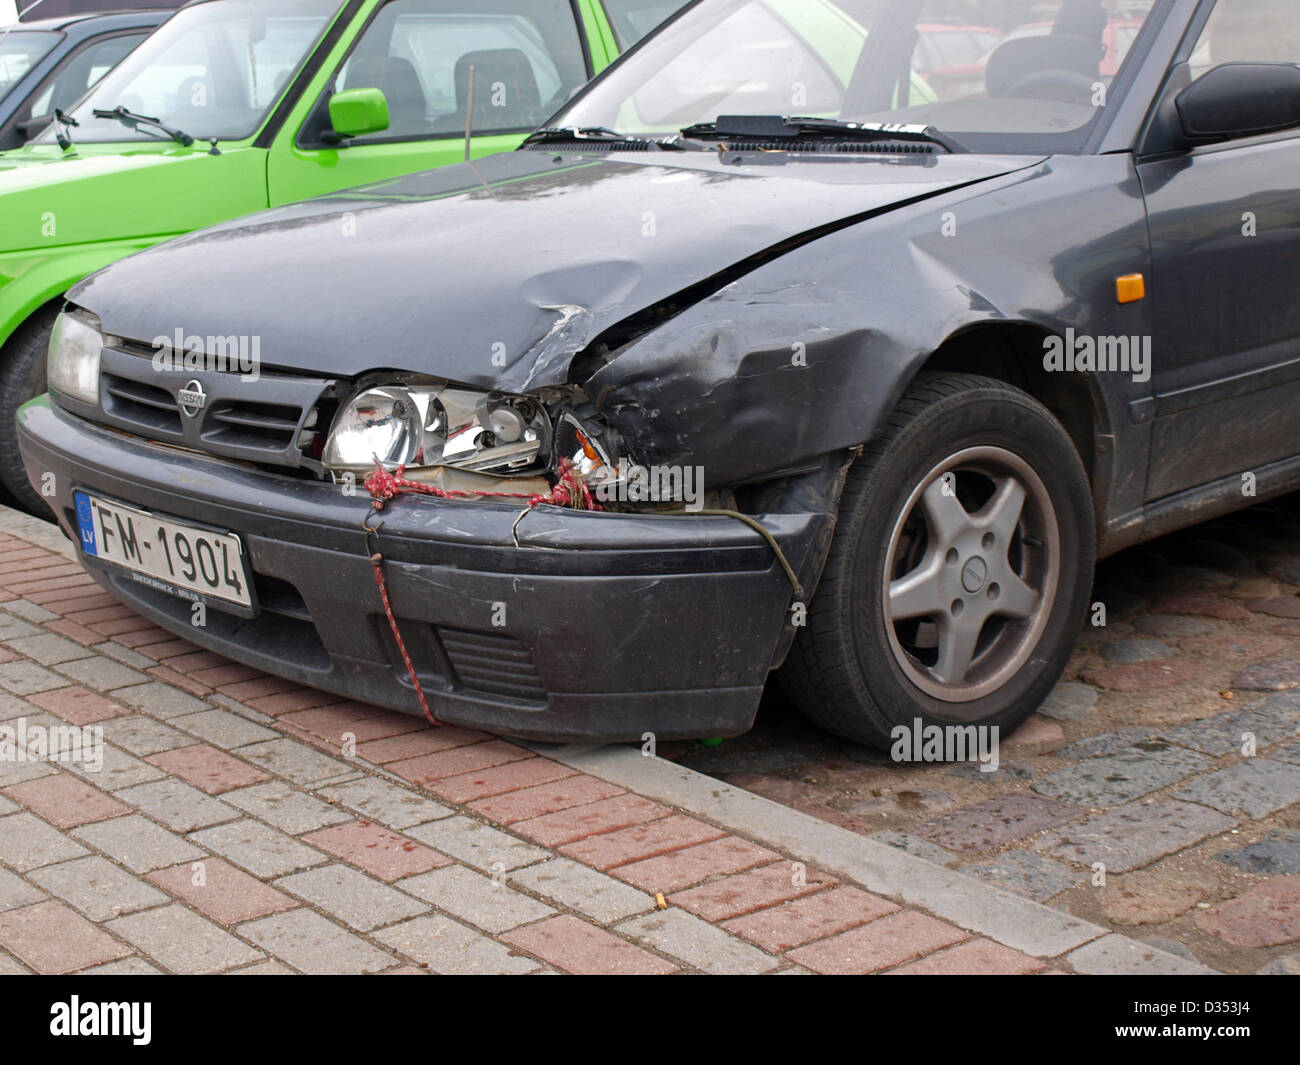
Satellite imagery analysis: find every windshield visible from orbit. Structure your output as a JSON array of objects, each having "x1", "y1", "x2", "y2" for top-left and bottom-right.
[
  {"x1": 50, "y1": 0, "x2": 341, "y2": 143},
  {"x1": 0, "y1": 30, "x2": 59, "y2": 105},
  {"x1": 553, "y1": 0, "x2": 1157, "y2": 152}
]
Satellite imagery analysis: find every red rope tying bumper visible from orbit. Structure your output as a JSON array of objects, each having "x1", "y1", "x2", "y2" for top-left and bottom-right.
[{"x1": 363, "y1": 460, "x2": 601, "y2": 727}]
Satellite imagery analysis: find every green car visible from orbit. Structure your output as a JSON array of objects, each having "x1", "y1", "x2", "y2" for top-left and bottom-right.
[{"x1": 0, "y1": 0, "x2": 678, "y2": 511}]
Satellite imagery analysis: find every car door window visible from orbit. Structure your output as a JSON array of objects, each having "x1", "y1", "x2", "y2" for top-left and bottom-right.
[
  {"x1": 0, "y1": 30, "x2": 59, "y2": 104},
  {"x1": 61, "y1": 0, "x2": 338, "y2": 144},
  {"x1": 330, "y1": 0, "x2": 589, "y2": 142},
  {"x1": 22, "y1": 32, "x2": 149, "y2": 128},
  {"x1": 599, "y1": 0, "x2": 690, "y2": 49},
  {"x1": 1189, "y1": 0, "x2": 1300, "y2": 80}
]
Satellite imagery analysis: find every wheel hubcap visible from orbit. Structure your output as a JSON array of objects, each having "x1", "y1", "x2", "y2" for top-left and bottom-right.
[{"x1": 881, "y1": 446, "x2": 1061, "y2": 707}]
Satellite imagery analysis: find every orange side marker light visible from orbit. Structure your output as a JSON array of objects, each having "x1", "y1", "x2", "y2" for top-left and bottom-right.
[{"x1": 1116, "y1": 274, "x2": 1146, "y2": 304}]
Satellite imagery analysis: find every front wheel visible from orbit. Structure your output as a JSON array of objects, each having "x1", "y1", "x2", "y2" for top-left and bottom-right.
[
  {"x1": 0, "y1": 308, "x2": 57, "y2": 519},
  {"x1": 781, "y1": 372, "x2": 1095, "y2": 750}
]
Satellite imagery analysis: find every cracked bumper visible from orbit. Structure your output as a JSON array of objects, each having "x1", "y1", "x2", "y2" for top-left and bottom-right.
[{"x1": 18, "y1": 398, "x2": 822, "y2": 742}]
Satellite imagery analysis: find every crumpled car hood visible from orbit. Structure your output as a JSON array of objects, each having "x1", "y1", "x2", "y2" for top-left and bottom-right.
[{"x1": 72, "y1": 148, "x2": 1044, "y2": 391}]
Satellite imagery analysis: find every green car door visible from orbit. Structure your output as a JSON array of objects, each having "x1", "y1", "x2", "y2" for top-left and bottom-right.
[{"x1": 266, "y1": 0, "x2": 625, "y2": 202}]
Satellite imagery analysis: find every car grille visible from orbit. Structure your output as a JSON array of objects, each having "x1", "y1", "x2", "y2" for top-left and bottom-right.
[
  {"x1": 92, "y1": 340, "x2": 336, "y2": 471},
  {"x1": 439, "y1": 627, "x2": 547, "y2": 702}
]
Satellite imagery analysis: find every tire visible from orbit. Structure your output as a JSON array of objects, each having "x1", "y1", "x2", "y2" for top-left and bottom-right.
[
  {"x1": 781, "y1": 372, "x2": 1095, "y2": 750},
  {"x1": 0, "y1": 307, "x2": 57, "y2": 519}
]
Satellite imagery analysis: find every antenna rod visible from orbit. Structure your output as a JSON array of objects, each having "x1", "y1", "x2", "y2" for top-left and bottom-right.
[{"x1": 463, "y1": 64, "x2": 475, "y2": 163}]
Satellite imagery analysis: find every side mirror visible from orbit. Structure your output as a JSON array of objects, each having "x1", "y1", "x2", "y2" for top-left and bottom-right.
[
  {"x1": 1175, "y1": 62, "x2": 1300, "y2": 145},
  {"x1": 325, "y1": 87, "x2": 390, "y2": 142}
]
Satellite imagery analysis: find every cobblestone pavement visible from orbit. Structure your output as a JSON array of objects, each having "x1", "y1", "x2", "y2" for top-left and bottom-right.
[
  {"x1": 661, "y1": 496, "x2": 1300, "y2": 976},
  {"x1": 0, "y1": 508, "x2": 1197, "y2": 976}
]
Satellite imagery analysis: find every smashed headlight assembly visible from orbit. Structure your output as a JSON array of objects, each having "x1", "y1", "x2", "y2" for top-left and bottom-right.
[{"x1": 322, "y1": 381, "x2": 556, "y2": 478}]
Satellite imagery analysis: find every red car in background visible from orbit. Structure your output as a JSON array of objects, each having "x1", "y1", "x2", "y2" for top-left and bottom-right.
[{"x1": 914, "y1": 22, "x2": 1003, "y2": 99}]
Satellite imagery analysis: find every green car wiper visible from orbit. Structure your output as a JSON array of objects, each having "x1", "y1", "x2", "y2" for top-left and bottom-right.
[
  {"x1": 680, "y1": 115, "x2": 962, "y2": 152},
  {"x1": 53, "y1": 109, "x2": 78, "y2": 151},
  {"x1": 93, "y1": 105, "x2": 195, "y2": 148}
]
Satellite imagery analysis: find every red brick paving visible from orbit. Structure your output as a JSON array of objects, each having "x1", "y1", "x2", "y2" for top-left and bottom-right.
[
  {"x1": 146, "y1": 744, "x2": 272, "y2": 795},
  {"x1": 670, "y1": 863, "x2": 836, "y2": 921},
  {"x1": 0, "y1": 901, "x2": 131, "y2": 974},
  {"x1": 246, "y1": 689, "x2": 350, "y2": 716},
  {"x1": 45, "y1": 619, "x2": 104, "y2": 646},
  {"x1": 788, "y1": 911, "x2": 969, "y2": 974},
  {"x1": 614, "y1": 836, "x2": 781, "y2": 894},
  {"x1": 387, "y1": 740, "x2": 531, "y2": 785},
  {"x1": 722, "y1": 885, "x2": 900, "y2": 953},
  {"x1": 303, "y1": 821, "x2": 450, "y2": 882},
  {"x1": 356, "y1": 726, "x2": 490, "y2": 765},
  {"x1": 503, "y1": 915, "x2": 678, "y2": 975},
  {"x1": 888, "y1": 938, "x2": 1044, "y2": 975},
  {"x1": 1194, "y1": 874, "x2": 1300, "y2": 948},
  {"x1": 2, "y1": 775, "x2": 131, "y2": 829},
  {"x1": 423, "y1": 757, "x2": 578, "y2": 804},
  {"x1": 148, "y1": 858, "x2": 298, "y2": 925},
  {"x1": 512, "y1": 794, "x2": 671, "y2": 848},
  {"x1": 281, "y1": 704, "x2": 425, "y2": 746},
  {"x1": 559, "y1": 814, "x2": 727, "y2": 870},
  {"x1": 215, "y1": 676, "x2": 299, "y2": 702},
  {"x1": 147, "y1": 665, "x2": 211, "y2": 696},
  {"x1": 27, "y1": 686, "x2": 126, "y2": 725},
  {"x1": 468, "y1": 774, "x2": 624, "y2": 824}
]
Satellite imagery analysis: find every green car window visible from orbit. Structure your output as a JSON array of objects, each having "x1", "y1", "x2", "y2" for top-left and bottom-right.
[
  {"x1": 0, "y1": 30, "x2": 60, "y2": 105},
  {"x1": 60, "y1": 0, "x2": 342, "y2": 143},
  {"x1": 24, "y1": 32, "x2": 151, "y2": 125},
  {"x1": 598, "y1": 0, "x2": 691, "y2": 49},
  {"x1": 331, "y1": 0, "x2": 591, "y2": 143}
]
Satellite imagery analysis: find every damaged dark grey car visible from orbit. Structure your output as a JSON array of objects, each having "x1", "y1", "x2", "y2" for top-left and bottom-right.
[{"x1": 17, "y1": 0, "x2": 1300, "y2": 745}]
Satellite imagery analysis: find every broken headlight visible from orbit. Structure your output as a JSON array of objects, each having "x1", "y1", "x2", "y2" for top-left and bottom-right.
[{"x1": 322, "y1": 382, "x2": 553, "y2": 477}]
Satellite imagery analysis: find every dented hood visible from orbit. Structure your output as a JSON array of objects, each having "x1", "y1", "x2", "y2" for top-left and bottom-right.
[{"x1": 72, "y1": 148, "x2": 1043, "y2": 390}]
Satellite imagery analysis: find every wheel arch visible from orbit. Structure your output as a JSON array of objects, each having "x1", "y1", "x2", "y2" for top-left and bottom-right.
[{"x1": 902, "y1": 320, "x2": 1116, "y2": 538}]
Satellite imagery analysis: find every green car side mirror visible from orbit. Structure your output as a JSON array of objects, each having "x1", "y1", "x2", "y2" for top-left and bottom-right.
[{"x1": 327, "y1": 87, "x2": 390, "y2": 141}]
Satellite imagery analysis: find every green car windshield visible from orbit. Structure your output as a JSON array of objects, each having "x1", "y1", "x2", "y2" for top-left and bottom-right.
[
  {"x1": 51, "y1": 0, "x2": 342, "y2": 144},
  {"x1": 553, "y1": 0, "x2": 1155, "y2": 153},
  {"x1": 0, "y1": 30, "x2": 60, "y2": 105}
]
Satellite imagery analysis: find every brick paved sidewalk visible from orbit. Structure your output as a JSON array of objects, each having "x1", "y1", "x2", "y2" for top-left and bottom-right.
[
  {"x1": 661, "y1": 498, "x2": 1300, "y2": 975},
  {"x1": 0, "y1": 509, "x2": 1202, "y2": 975}
]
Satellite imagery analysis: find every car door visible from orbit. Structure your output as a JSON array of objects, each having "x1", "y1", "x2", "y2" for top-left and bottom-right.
[
  {"x1": 1, "y1": 29, "x2": 152, "y2": 147},
  {"x1": 1138, "y1": 0, "x2": 1300, "y2": 500},
  {"x1": 267, "y1": 0, "x2": 614, "y2": 205}
]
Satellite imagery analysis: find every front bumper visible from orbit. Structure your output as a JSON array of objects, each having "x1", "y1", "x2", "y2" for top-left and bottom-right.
[{"x1": 19, "y1": 399, "x2": 825, "y2": 743}]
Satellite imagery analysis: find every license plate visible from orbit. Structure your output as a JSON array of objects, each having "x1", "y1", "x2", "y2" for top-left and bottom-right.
[{"x1": 75, "y1": 492, "x2": 253, "y2": 609}]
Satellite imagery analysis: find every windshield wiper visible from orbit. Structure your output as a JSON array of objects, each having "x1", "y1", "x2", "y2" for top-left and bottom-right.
[
  {"x1": 92, "y1": 105, "x2": 195, "y2": 147},
  {"x1": 680, "y1": 115, "x2": 961, "y2": 152},
  {"x1": 523, "y1": 126, "x2": 696, "y2": 151}
]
